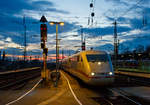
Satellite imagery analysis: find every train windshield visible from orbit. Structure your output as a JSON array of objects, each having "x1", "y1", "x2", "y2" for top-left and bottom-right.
[{"x1": 86, "y1": 54, "x2": 109, "y2": 62}]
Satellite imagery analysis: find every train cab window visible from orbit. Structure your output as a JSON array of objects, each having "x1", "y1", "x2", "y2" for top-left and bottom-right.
[{"x1": 86, "y1": 54, "x2": 109, "y2": 62}]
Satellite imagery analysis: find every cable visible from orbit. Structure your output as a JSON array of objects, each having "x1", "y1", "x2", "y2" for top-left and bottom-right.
[
  {"x1": 116, "y1": 0, "x2": 144, "y2": 20},
  {"x1": 61, "y1": 71, "x2": 83, "y2": 105}
]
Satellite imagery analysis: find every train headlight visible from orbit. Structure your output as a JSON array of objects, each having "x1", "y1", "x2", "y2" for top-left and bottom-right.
[
  {"x1": 109, "y1": 72, "x2": 113, "y2": 75},
  {"x1": 91, "y1": 72, "x2": 95, "y2": 76},
  {"x1": 98, "y1": 62, "x2": 101, "y2": 65}
]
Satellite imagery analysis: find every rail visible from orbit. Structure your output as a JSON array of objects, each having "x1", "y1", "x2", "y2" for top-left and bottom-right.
[
  {"x1": 0, "y1": 67, "x2": 41, "y2": 75},
  {"x1": 109, "y1": 88, "x2": 142, "y2": 105},
  {"x1": 0, "y1": 67, "x2": 41, "y2": 89}
]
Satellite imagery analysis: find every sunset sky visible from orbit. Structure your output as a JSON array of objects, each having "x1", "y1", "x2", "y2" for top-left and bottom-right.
[{"x1": 0, "y1": 0, "x2": 150, "y2": 58}]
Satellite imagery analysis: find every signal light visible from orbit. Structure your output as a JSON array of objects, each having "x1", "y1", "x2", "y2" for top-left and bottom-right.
[
  {"x1": 82, "y1": 42, "x2": 86, "y2": 51},
  {"x1": 91, "y1": 12, "x2": 95, "y2": 17},
  {"x1": 82, "y1": 46, "x2": 85, "y2": 50},
  {"x1": 40, "y1": 24, "x2": 47, "y2": 42},
  {"x1": 90, "y1": 3, "x2": 93, "y2": 8}
]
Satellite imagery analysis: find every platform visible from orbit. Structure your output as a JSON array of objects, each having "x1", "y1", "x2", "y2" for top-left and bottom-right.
[
  {"x1": 115, "y1": 70, "x2": 150, "y2": 78},
  {"x1": 0, "y1": 70, "x2": 99, "y2": 105}
]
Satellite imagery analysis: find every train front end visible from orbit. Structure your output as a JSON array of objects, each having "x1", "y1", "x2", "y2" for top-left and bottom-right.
[{"x1": 85, "y1": 51, "x2": 114, "y2": 86}]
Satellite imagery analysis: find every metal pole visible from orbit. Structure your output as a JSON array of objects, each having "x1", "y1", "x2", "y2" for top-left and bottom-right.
[
  {"x1": 81, "y1": 26, "x2": 83, "y2": 43},
  {"x1": 114, "y1": 20, "x2": 117, "y2": 70},
  {"x1": 43, "y1": 41, "x2": 46, "y2": 80},
  {"x1": 80, "y1": 26, "x2": 83, "y2": 51},
  {"x1": 0, "y1": 51, "x2": 1, "y2": 61},
  {"x1": 23, "y1": 16, "x2": 27, "y2": 61},
  {"x1": 56, "y1": 24, "x2": 58, "y2": 73}
]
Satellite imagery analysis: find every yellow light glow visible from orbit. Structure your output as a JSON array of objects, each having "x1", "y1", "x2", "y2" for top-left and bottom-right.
[
  {"x1": 98, "y1": 62, "x2": 101, "y2": 65},
  {"x1": 50, "y1": 22, "x2": 54, "y2": 25},
  {"x1": 91, "y1": 72, "x2": 95, "y2": 76},
  {"x1": 109, "y1": 72, "x2": 113, "y2": 75},
  {"x1": 60, "y1": 22, "x2": 64, "y2": 26}
]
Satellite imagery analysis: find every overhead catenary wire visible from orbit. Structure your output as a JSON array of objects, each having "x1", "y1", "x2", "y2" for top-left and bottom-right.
[{"x1": 115, "y1": 0, "x2": 144, "y2": 20}]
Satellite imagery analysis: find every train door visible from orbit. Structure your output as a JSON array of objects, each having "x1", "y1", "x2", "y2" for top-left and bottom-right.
[{"x1": 78, "y1": 55, "x2": 84, "y2": 71}]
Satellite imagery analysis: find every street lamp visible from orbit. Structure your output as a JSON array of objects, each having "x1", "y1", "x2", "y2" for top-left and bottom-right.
[{"x1": 49, "y1": 21, "x2": 64, "y2": 75}]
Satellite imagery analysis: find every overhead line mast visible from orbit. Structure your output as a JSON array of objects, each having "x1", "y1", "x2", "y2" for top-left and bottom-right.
[
  {"x1": 89, "y1": 0, "x2": 95, "y2": 26},
  {"x1": 23, "y1": 16, "x2": 27, "y2": 61},
  {"x1": 113, "y1": 20, "x2": 119, "y2": 70}
]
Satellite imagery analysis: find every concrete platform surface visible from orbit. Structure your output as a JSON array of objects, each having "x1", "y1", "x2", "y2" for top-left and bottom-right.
[
  {"x1": 0, "y1": 71, "x2": 99, "y2": 105},
  {"x1": 115, "y1": 71, "x2": 150, "y2": 78}
]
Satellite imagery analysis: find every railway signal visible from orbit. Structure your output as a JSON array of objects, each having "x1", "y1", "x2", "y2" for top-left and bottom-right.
[
  {"x1": 113, "y1": 20, "x2": 118, "y2": 70},
  {"x1": 40, "y1": 15, "x2": 49, "y2": 84},
  {"x1": 40, "y1": 24, "x2": 47, "y2": 42},
  {"x1": 80, "y1": 26, "x2": 86, "y2": 51},
  {"x1": 82, "y1": 42, "x2": 86, "y2": 51}
]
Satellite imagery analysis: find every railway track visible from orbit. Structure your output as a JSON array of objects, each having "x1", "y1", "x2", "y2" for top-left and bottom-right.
[
  {"x1": 0, "y1": 68, "x2": 41, "y2": 89},
  {"x1": 73, "y1": 76, "x2": 140, "y2": 105},
  {"x1": 59, "y1": 70, "x2": 150, "y2": 105},
  {"x1": 109, "y1": 88, "x2": 150, "y2": 105},
  {"x1": 114, "y1": 74, "x2": 150, "y2": 87},
  {"x1": 129, "y1": 78, "x2": 150, "y2": 86},
  {"x1": 89, "y1": 87, "x2": 150, "y2": 105},
  {"x1": 108, "y1": 88, "x2": 142, "y2": 105},
  {"x1": 79, "y1": 75, "x2": 150, "y2": 105}
]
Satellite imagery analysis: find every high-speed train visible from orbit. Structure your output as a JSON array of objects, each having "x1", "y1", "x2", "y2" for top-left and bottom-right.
[{"x1": 62, "y1": 50, "x2": 114, "y2": 86}]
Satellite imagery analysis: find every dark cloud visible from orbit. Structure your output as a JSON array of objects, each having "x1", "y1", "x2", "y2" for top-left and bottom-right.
[
  {"x1": 0, "y1": 0, "x2": 69, "y2": 16},
  {"x1": 0, "y1": 0, "x2": 71, "y2": 49},
  {"x1": 0, "y1": 0, "x2": 32, "y2": 14},
  {"x1": 32, "y1": 1, "x2": 54, "y2": 6},
  {"x1": 142, "y1": 7, "x2": 150, "y2": 18},
  {"x1": 119, "y1": 36, "x2": 150, "y2": 53},
  {"x1": 129, "y1": 18, "x2": 143, "y2": 29},
  {"x1": 105, "y1": 16, "x2": 115, "y2": 21},
  {"x1": 31, "y1": 1, "x2": 69, "y2": 14},
  {"x1": 0, "y1": 15, "x2": 42, "y2": 46},
  {"x1": 106, "y1": 0, "x2": 129, "y2": 6},
  {"x1": 45, "y1": 8, "x2": 69, "y2": 14},
  {"x1": 94, "y1": 44, "x2": 114, "y2": 52},
  {"x1": 82, "y1": 26, "x2": 131, "y2": 37},
  {"x1": 0, "y1": 0, "x2": 150, "y2": 55},
  {"x1": 2, "y1": 48, "x2": 23, "y2": 55}
]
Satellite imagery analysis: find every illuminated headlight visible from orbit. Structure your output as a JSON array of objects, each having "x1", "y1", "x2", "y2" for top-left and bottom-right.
[
  {"x1": 109, "y1": 72, "x2": 113, "y2": 75},
  {"x1": 91, "y1": 72, "x2": 95, "y2": 76},
  {"x1": 98, "y1": 62, "x2": 101, "y2": 65}
]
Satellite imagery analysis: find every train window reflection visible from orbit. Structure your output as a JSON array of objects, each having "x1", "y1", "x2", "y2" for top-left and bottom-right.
[{"x1": 86, "y1": 54, "x2": 108, "y2": 62}]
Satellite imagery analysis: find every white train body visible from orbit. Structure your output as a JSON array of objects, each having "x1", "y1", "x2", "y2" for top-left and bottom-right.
[{"x1": 62, "y1": 50, "x2": 114, "y2": 86}]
